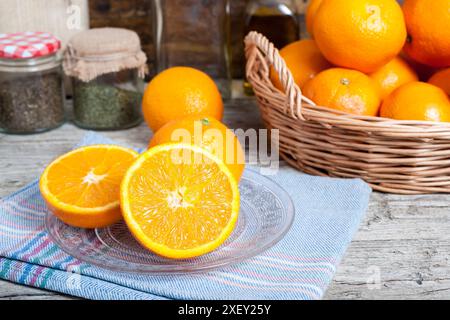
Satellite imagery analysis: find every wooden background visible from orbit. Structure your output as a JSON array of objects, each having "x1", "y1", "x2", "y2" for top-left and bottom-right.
[{"x1": 89, "y1": 0, "x2": 311, "y2": 77}]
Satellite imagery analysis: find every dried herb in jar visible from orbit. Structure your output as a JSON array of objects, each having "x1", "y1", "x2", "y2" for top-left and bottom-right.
[
  {"x1": 0, "y1": 71, "x2": 64, "y2": 133},
  {"x1": 73, "y1": 81, "x2": 142, "y2": 129},
  {"x1": 64, "y1": 28, "x2": 147, "y2": 130}
]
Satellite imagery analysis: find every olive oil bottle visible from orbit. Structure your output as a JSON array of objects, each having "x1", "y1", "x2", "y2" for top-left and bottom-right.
[{"x1": 244, "y1": 0, "x2": 300, "y2": 94}]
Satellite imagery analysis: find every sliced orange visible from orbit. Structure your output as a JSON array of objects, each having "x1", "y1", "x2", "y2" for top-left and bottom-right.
[
  {"x1": 120, "y1": 144, "x2": 240, "y2": 259},
  {"x1": 40, "y1": 145, "x2": 139, "y2": 229}
]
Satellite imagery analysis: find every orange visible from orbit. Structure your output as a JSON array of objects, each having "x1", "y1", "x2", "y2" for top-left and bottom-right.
[
  {"x1": 303, "y1": 68, "x2": 381, "y2": 116},
  {"x1": 305, "y1": 0, "x2": 324, "y2": 37},
  {"x1": 313, "y1": 0, "x2": 406, "y2": 73},
  {"x1": 142, "y1": 67, "x2": 224, "y2": 132},
  {"x1": 429, "y1": 69, "x2": 450, "y2": 96},
  {"x1": 380, "y1": 82, "x2": 450, "y2": 122},
  {"x1": 403, "y1": 0, "x2": 450, "y2": 68},
  {"x1": 270, "y1": 40, "x2": 332, "y2": 91},
  {"x1": 40, "y1": 145, "x2": 139, "y2": 229},
  {"x1": 369, "y1": 57, "x2": 418, "y2": 101},
  {"x1": 120, "y1": 144, "x2": 240, "y2": 259},
  {"x1": 149, "y1": 116, "x2": 245, "y2": 182}
]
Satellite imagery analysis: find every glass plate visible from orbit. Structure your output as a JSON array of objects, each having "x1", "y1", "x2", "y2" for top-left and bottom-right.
[{"x1": 46, "y1": 169, "x2": 295, "y2": 274}]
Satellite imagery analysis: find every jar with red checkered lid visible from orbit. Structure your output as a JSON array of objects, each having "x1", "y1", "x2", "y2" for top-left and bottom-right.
[{"x1": 0, "y1": 31, "x2": 65, "y2": 134}]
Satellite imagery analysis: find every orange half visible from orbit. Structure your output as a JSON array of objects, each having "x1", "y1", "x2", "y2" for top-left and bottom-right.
[
  {"x1": 40, "y1": 145, "x2": 139, "y2": 228},
  {"x1": 120, "y1": 144, "x2": 240, "y2": 259}
]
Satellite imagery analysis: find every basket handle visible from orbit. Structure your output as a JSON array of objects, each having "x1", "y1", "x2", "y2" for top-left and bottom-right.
[{"x1": 244, "y1": 31, "x2": 315, "y2": 120}]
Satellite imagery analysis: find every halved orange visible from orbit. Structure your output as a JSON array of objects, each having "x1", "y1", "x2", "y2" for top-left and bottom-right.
[
  {"x1": 120, "y1": 144, "x2": 240, "y2": 259},
  {"x1": 40, "y1": 145, "x2": 139, "y2": 229}
]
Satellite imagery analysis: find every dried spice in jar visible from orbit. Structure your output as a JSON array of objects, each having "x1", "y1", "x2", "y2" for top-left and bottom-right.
[
  {"x1": 0, "y1": 32, "x2": 65, "y2": 134},
  {"x1": 64, "y1": 28, "x2": 147, "y2": 130}
]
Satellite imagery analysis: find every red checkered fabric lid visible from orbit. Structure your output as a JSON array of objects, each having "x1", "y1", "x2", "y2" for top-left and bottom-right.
[{"x1": 0, "y1": 31, "x2": 61, "y2": 59}]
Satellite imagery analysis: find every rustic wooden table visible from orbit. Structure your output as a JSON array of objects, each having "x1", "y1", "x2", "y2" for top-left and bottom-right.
[{"x1": 1, "y1": 95, "x2": 450, "y2": 300}]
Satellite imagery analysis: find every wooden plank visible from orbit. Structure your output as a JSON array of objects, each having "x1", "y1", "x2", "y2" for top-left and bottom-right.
[
  {"x1": 325, "y1": 191, "x2": 450, "y2": 300},
  {"x1": 0, "y1": 281, "x2": 72, "y2": 300}
]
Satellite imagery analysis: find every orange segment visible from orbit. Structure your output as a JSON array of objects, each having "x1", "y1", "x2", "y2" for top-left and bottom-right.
[
  {"x1": 40, "y1": 145, "x2": 139, "y2": 229},
  {"x1": 120, "y1": 144, "x2": 240, "y2": 259}
]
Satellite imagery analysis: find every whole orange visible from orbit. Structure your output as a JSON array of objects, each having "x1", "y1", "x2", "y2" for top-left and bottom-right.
[
  {"x1": 305, "y1": 0, "x2": 324, "y2": 37},
  {"x1": 380, "y1": 82, "x2": 450, "y2": 122},
  {"x1": 313, "y1": 0, "x2": 406, "y2": 73},
  {"x1": 303, "y1": 68, "x2": 381, "y2": 116},
  {"x1": 403, "y1": 0, "x2": 450, "y2": 68},
  {"x1": 429, "y1": 68, "x2": 450, "y2": 96},
  {"x1": 149, "y1": 116, "x2": 245, "y2": 182},
  {"x1": 270, "y1": 40, "x2": 332, "y2": 91},
  {"x1": 142, "y1": 67, "x2": 224, "y2": 132},
  {"x1": 369, "y1": 57, "x2": 418, "y2": 101}
]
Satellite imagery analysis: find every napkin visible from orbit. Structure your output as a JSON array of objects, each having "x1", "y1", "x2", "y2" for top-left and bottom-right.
[{"x1": 0, "y1": 132, "x2": 371, "y2": 300}]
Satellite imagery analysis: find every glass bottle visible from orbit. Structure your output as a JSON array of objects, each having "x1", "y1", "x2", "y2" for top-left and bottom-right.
[
  {"x1": 244, "y1": 0, "x2": 300, "y2": 94},
  {"x1": 152, "y1": 0, "x2": 232, "y2": 99}
]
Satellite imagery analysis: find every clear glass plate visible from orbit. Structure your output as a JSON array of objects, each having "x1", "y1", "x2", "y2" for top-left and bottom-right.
[{"x1": 46, "y1": 169, "x2": 295, "y2": 274}]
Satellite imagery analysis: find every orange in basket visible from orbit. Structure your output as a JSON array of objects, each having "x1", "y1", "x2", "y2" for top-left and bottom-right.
[
  {"x1": 305, "y1": 0, "x2": 324, "y2": 37},
  {"x1": 403, "y1": 0, "x2": 450, "y2": 68},
  {"x1": 369, "y1": 57, "x2": 418, "y2": 101},
  {"x1": 428, "y1": 69, "x2": 450, "y2": 96},
  {"x1": 380, "y1": 82, "x2": 450, "y2": 122},
  {"x1": 303, "y1": 68, "x2": 381, "y2": 117},
  {"x1": 270, "y1": 39, "x2": 331, "y2": 91},
  {"x1": 312, "y1": 0, "x2": 406, "y2": 73}
]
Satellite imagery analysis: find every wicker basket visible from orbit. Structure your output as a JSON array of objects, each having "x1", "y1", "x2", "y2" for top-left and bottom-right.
[{"x1": 245, "y1": 31, "x2": 450, "y2": 195}]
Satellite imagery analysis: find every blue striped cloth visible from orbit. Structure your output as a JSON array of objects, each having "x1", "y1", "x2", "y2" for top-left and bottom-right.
[{"x1": 0, "y1": 132, "x2": 371, "y2": 300}]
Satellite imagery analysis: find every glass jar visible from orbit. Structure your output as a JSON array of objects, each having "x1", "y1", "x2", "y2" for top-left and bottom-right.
[
  {"x1": 64, "y1": 28, "x2": 147, "y2": 131},
  {"x1": 0, "y1": 33, "x2": 65, "y2": 134},
  {"x1": 152, "y1": 0, "x2": 232, "y2": 99},
  {"x1": 72, "y1": 68, "x2": 143, "y2": 130}
]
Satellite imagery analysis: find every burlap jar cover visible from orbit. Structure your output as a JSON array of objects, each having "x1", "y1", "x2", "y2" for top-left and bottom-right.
[{"x1": 63, "y1": 28, "x2": 147, "y2": 82}]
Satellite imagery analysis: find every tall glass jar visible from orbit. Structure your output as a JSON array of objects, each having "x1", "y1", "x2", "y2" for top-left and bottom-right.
[
  {"x1": 64, "y1": 28, "x2": 147, "y2": 130},
  {"x1": 0, "y1": 32, "x2": 65, "y2": 134},
  {"x1": 152, "y1": 0, "x2": 231, "y2": 99}
]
